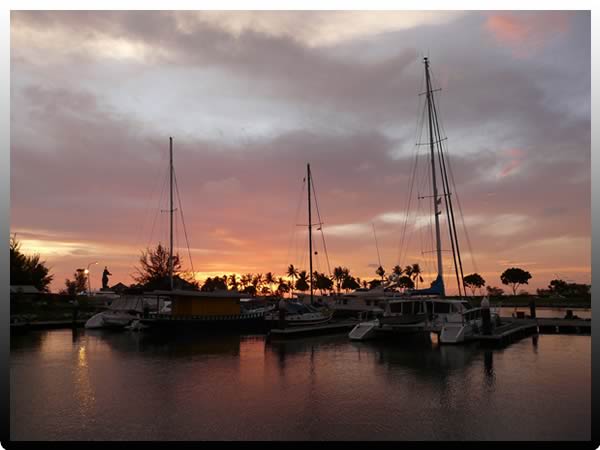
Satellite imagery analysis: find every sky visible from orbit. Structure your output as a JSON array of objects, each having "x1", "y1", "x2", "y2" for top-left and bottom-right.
[{"x1": 10, "y1": 10, "x2": 591, "y2": 294}]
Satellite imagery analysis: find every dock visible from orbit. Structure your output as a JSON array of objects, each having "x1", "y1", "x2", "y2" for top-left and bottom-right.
[
  {"x1": 475, "y1": 319, "x2": 538, "y2": 346},
  {"x1": 267, "y1": 319, "x2": 358, "y2": 339},
  {"x1": 10, "y1": 319, "x2": 87, "y2": 331},
  {"x1": 474, "y1": 317, "x2": 590, "y2": 347}
]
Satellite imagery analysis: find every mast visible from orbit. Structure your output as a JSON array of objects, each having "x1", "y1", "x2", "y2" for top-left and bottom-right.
[
  {"x1": 169, "y1": 136, "x2": 174, "y2": 291},
  {"x1": 424, "y1": 57, "x2": 445, "y2": 297},
  {"x1": 307, "y1": 163, "x2": 314, "y2": 305}
]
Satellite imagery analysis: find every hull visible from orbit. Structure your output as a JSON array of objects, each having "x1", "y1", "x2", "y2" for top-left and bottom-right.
[
  {"x1": 85, "y1": 311, "x2": 138, "y2": 329},
  {"x1": 264, "y1": 311, "x2": 334, "y2": 327},
  {"x1": 379, "y1": 312, "x2": 428, "y2": 326},
  {"x1": 140, "y1": 311, "x2": 267, "y2": 332}
]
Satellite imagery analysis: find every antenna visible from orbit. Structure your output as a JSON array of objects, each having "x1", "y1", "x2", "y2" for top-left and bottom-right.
[
  {"x1": 169, "y1": 137, "x2": 174, "y2": 291},
  {"x1": 307, "y1": 163, "x2": 314, "y2": 305}
]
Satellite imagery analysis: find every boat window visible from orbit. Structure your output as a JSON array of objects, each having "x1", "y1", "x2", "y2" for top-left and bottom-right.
[
  {"x1": 343, "y1": 299, "x2": 348, "y2": 305},
  {"x1": 374, "y1": 300, "x2": 379, "y2": 306},
  {"x1": 426, "y1": 301, "x2": 433, "y2": 314},
  {"x1": 402, "y1": 302, "x2": 413, "y2": 314},
  {"x1": 389, "y1": 302, "x2": 403, "y2": 313},
  {"x1": 366, "y1": 300, "x2": 372, "y2": 306},
  {"x1": 434, "y1": 302, "x2": 451, "y2": 314}
]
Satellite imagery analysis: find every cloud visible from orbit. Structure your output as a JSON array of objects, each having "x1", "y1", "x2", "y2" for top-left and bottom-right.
[
  {"x1": 9, "y1": 11, "x2": 590, "y2": 292},
  {"x1": 484, "y1": 11, "x2": 574, "y2": 57}
]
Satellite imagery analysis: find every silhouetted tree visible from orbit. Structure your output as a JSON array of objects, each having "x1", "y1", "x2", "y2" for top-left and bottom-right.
[
  {"x1": 410, "y1": 263, "x2": 423, "y2": 289},
  {"x1": 286, "y1": 264, "x2": 299, "y2": 298},
  {"x1": 201, "y1": 276, "x2": 228, "y2": 292},
  {"x1": 313, "y1": 272, "x2": 333, "y2": 295},
  {"x1": 10, "y1": 235, "x2": 53, "y2": 292},
  {"x1": 64, "y1": 269, "x2": 88, "y2": 295},
  {"x1": 486, "y1": 286, "x2": 504, "y2": 297},
  {"x1": 500, "y1": 267, "x2": 532, "y2": 296},
  {"x1": 228, "y1": 274, "x2": 240, "y2": 291},
  {"x1": 333, "y1": 266, "x2": 345, "y2": 295},
  {"x1": 341, "y1": 275, "x2": 360, "y2": 292},
  {"x1": 397, "y1": 275, "x2": 414, "y2": 292},
  {"x1": 368, "y1": 278, "x2": 382, "y2": 289},
  {"x1": 265, "y1": 272, "x2": 276, "y2": 294},
  {"x1": 133, "y1": 243, "x2": 181, "y2": 287},
  {"x1": 392, "y1": 265, "x2": 403, "y2": 277},
  {"x1": 376, "y1": 265, "x2": 386, "y2": 280},
  {"x1": 295, "y1": 270, "x2": 309, "y2": 292},
  {"x1": 463, "y1": 273, "x2": 486, "y2": 296},
  {"x1": 276, "y1": 277, "x2": 290, "y2": 297}
]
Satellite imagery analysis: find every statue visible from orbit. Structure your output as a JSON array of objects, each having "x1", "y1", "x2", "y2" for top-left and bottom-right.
[{"x1": 102, "y1": 266, "x2": 112, "y2": 290}]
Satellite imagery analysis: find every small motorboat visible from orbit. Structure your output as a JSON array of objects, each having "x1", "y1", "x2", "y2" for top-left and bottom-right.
[
  {"x1": 85, "y1": 296, "x2": 145, "y2": 329},
  {"x1": 265, "y1": 300, "x2": 334, "y2": 327}
]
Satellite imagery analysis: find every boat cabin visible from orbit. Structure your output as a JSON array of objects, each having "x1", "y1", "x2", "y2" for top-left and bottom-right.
[{"x1": 149, "y1": 290, "x2": 248, "y2": 317}]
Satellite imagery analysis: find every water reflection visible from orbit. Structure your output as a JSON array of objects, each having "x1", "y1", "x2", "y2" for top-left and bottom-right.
[
  {"x1": 483, "y1": 351, "x2": 495, "y2": 387},
  {"x1": 11, "y1": 330, "x2": 591, "y2": 441}
]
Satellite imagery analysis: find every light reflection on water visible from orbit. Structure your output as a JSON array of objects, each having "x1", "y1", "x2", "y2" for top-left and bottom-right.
[{"x1": 10, "y1": 329, "x2": 590, "y2": 441}]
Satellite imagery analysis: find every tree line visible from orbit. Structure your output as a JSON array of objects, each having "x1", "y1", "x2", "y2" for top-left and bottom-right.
[{"x1": 9, "y1": 239, "x2": 591, "y2": 299}]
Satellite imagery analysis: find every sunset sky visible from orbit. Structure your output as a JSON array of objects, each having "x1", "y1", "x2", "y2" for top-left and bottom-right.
[{"x1": 10, "y1": 10, "x2": 590, "y2": 294}]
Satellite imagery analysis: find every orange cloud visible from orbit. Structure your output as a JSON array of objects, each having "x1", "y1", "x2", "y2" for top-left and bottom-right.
[
  {"x1": 485, "y1": 12, "x2": 574, "y2": 57},
  {"x1": 498, "y1": 148, "x2": 525, "y2": 178}
]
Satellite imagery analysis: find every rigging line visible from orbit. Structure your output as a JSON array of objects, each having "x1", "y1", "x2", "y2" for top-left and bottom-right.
[
  {"x1": 133, "y1": 148, "x2": 168, "y2": 256},
  {"x1": 444, "y1": 140, "x2": 478, "y2": 274},
  {"x1": 397, "y1": 99, "x2": 426, "y2": 266},
  {"x1": 397, "y1": 71, "x2": 427, "y2": 270},
  {"x1": 433, "y1": 116, "x2": 462, "y2": 297},
  {"x1": 309, "y1": 174, "x2": 332, "y2": 277},
  {"x1": 174, "y1": 170, "x2": 195, "y2": 276},
  {"x1": 146, "y1": 166, "x2": 170, "y2": 251},
  {"x1": 431, "y1": 92, "x2": 467, "y2": 296},
  {"x1": 428, "y1": 84, "x2": 462, "y2": 297},
  {"x1": 286, "y1": 177, "x2": 306, "y2": 272},
  {"x1": 397, "y1": 144, "x2": 418, "y2": 266},
  {"x1": 372, "y1": 223, "x2": 383, "y2": 269}
]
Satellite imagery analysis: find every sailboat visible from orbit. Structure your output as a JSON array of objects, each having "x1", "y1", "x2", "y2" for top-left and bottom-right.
[
  {"x1": 265, "y1": 163, "x2": 334, "y2": 327},
  {"x1": 350, "y1": 57, "x2": 497, "y2": 343},
  {"x1": 137, "y1": 137, "x2": 271, "y2": 332}
]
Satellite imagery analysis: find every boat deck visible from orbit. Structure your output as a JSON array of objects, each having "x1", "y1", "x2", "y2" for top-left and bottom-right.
[{"x1": 267, "y1": 319, "x2": 358, "y2": 339}]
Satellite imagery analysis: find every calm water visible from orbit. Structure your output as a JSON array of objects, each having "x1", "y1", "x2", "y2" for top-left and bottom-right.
[{"x1": 11, "y1": 329, "x2": 590, "y2": 441}]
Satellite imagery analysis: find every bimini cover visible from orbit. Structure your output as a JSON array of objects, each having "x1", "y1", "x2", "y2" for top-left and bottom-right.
[
  {"x1": 408, "y1": 275, "x2": 444, "y2": 296},
  {"x1": 107, "y1": 296, "x2": 146, "y2": 312}
]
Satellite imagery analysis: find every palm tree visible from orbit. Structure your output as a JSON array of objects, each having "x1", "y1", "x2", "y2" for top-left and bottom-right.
[
  {"x1": 410, "y1": 263, "x2": 423, "y2": 289},
  {"x1": 265, "y1": 272, "x2": 276, "y2": 295},
  {"x1": 252, "y1": 273, "x2": 264, "y2": 294},
  {"x1": 287, "y1": 264, "x2": 299, "y2": 298},
  {"x1": 276, "y1": 277, "x2": 290, "y2": 297},
  {"x1": 392, "y1": 265, "x2": 403, "y2": 276},
  {"x1": 228, "y1": 273, "x2": 240, "y2": 291},
  {"x1": 333, "y1": 266, "x2": 345, "y2": 295},
  {"x1": 295, "y1": 270, "x2": 310, "y2": 293},
  {"x1": 376, "y1": 265, "x2": 386, "y2": 280}
]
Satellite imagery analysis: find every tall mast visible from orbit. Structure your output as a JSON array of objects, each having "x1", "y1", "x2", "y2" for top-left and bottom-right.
[
  {"x1": 169, "y1": 136, "x2": 174, "y2": 291},
  {"x1": 424, "y1": 57, "x2": 445, "y2": 297},
  {"x1": 307, "y1": 163, "x2": 314, "y2": 305}
]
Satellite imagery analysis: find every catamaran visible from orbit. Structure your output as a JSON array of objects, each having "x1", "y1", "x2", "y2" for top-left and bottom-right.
[{"x1": 350, "y1": 57, "x2": 497, "y2": 343}]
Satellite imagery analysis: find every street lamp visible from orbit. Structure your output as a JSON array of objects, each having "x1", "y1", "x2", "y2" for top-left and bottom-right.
[{"x1": 85, "y1": 261, "x2": 98, "y2": 295}]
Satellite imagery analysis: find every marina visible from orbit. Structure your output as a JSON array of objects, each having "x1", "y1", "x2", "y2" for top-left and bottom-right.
[{"x1": 9, "y1": 9, "x2": 592, "y2": 443}]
